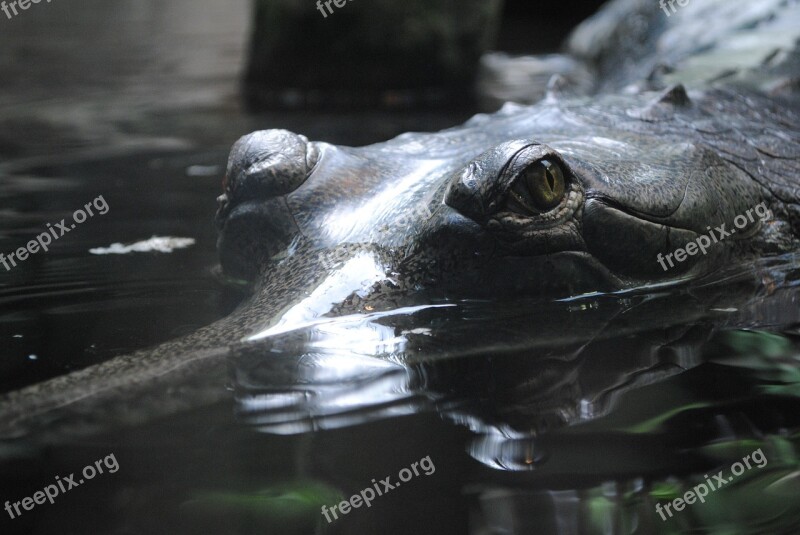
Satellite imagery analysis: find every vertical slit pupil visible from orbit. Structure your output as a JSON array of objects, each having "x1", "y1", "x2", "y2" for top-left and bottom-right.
[{"x1": 546, "y1": 171, "x2": 555, "y2": 192}]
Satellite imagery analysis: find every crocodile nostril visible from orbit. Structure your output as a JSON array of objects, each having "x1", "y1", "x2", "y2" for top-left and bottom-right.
[
  {"x1": 215, "y1": 194, "x2": 230, "y2": 226},
  {"x1": 225, "y1": 129, "x2": 319, "y2": 204}
]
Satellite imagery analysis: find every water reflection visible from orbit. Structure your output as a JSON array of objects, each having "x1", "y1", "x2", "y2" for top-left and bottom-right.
[{"x1": 230, "y1": 254, "x2": 800, "y2": 533}]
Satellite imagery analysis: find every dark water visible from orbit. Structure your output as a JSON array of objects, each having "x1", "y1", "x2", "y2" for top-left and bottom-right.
[
  {"x1": 2, "y1": 2, "x2": 800, "y2": 535},
  {"x1": 3, "y1": 240, "x2": 800, "y2": 534}
]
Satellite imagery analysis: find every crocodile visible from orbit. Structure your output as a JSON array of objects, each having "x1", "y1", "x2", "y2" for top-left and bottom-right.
[{"x1": 1, "y1": 0, "x2": 799, "y2": 442}]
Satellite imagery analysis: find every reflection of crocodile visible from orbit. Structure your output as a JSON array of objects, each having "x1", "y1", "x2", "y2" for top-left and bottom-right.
[{"x1": 1, "y1": 0, "x2": 799, "y2": 442}]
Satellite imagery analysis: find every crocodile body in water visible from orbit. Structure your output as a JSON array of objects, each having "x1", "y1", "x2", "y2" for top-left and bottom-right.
[{"x1": 1, "y1": 0, "x2": 799, "y2": 442}]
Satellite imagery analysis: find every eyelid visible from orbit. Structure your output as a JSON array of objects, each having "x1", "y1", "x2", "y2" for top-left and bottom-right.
[
  {"x1": 498, "y1": 146, "x2": 543, "y2": 190},
  {"x1": 444, "y1": 140, "x2": 567, "y2": 223},
  {"x1": 496, "y1": 146, "x2": 571, "y2": 211}
]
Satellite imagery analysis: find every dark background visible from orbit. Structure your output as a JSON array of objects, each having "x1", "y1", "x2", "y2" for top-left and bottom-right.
[{"x1": 498, "y1": 0, "x2": 606, "y2": 52}]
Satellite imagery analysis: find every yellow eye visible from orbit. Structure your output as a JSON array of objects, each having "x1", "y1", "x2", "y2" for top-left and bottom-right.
[{"x1": 507, "y1": 159, "x2": 566, "y2": 213}]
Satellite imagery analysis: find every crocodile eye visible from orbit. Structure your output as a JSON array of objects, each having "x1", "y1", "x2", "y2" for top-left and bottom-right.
[{"x1": 506, "y1": 159, "x2": 566, "y2": 213}]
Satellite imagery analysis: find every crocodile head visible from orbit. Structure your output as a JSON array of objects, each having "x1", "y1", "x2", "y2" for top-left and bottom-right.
[{"x1": 216, "y1": 87, "x2": 773, "y2": 303}]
